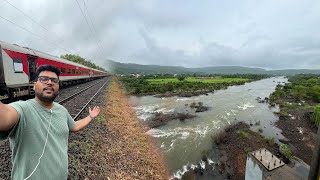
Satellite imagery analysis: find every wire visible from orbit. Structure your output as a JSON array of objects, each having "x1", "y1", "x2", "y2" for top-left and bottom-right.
[
  {"x1": 4, "y1": 0, "x2": 54, "y2": 36},
  {"x1": 0, "y1": 14, "x2": 73, "y2": 53},
  {"x1": 0, "y1": 13, "x2": 102, "y2": 66},
  {"x1": 2, "y1": 0, "x2": 81, "y2": 54},
  {"x1": 0, "y1": 1, "x2": 106, "y2": 64},
  {"x1": 23, "y1": 109, "x2": 53, "y2": 180},
  {"x1": 75, "y1": 0, "x2": 104, "y2": 57},
  {"x1": 82, "y1": 0, "x2": 104, "y2": 50}
]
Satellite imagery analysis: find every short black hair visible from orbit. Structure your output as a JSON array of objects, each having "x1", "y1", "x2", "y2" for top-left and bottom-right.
[{"x1": 35, "y1": 65, "x2": 60, "y2": 80}]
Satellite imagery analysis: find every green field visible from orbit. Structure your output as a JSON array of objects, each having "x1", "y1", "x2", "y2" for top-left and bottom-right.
[{"x1": 147, "y1": 77, "x2": 250, "y2": 84}]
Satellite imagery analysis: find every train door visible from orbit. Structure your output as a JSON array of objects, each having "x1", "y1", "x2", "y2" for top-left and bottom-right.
[{"x1": 27, "y1": 56, "x2": 37, "y2": 82}]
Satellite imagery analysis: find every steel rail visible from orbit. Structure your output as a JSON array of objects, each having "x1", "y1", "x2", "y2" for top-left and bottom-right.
[
  {"x1": 73, "y1": 79, "x2": 109, "y2": 120},
  {"x1": 58, "y1": 80, "x2": 102, "y2": 104}
]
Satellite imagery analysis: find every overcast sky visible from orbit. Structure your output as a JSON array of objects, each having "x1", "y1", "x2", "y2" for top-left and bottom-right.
[{"x1": 0, "y1": 0, "x2": 319, "y2": 70}]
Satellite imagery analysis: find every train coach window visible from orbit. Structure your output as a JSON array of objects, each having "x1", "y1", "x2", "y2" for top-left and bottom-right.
[
  {"x1": 72, "y1": 69, "x2": 75, "y2": 74},
  {"x1": 61, "y1": 68, "x2": 66, "y2": 74},
  {"x1": 67, "y1": 69, "x2": 71, "y2": 74},
  {"x1": 13, "y1": 58, "x2": 23, "y2": 73},
  {"x1": 76, "y1": 70, "x2": 78, "y2": 74}
]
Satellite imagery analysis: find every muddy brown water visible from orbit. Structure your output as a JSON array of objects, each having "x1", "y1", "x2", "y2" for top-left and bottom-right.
[{"x1": 129, "y1": 77, "x2": 288, "y2": 179}]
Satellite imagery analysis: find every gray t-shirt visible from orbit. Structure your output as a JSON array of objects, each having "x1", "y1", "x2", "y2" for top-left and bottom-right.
[{"x1": 0, "y1": 99, "x2": 75, "y2": 180}]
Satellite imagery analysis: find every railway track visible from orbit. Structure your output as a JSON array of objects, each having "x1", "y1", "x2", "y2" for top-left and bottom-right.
[
  {"x1": 55, "y1": 77, "x2": 107, "y2": 102},
  {"x1": 59, "y1": 77, "x2": 110, "y2": 120}
]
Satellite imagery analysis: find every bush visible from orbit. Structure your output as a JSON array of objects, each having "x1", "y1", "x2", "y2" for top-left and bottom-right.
[
  {"x1": 239, "y1": 130, "x2": 249, "y2": 138},
  {"x1": 265, "y1": 137, "x2": 274, "y2": 146},
  {"x1": 177, "y1": 76, "x2": 185, "y2": 81},
  {"x1": 244, "y1": 147, "x2": 252, "y2": 154},
  {"x1": 280, "y1": 144, "x2": 293, "y2": 160}
]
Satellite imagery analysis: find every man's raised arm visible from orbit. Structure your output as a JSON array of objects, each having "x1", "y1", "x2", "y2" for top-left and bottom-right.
[
  {"x1": 0, "y1": 102, "x2": 18, "y2": 131},
  {"x1": 70, "y1": 106, "x2": 100, "y2": 132}
]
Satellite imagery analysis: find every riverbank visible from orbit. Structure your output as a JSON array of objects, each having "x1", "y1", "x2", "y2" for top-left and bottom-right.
[
  {"x1": 101, "y1": 77, "x2": 168, "y2": 179},
  {"x1": 120, "y1": 74, "x2": 269, "y2": 98},
  {"x1": 269, "y1": 74, "x2": 319, "y2": 165},
  {"x1": 275, "y1": 109, "x2": 317, "y2": 165}
]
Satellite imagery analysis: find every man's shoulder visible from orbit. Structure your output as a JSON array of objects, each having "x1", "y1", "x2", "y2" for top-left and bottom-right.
[
  {"x1": 53, "y1": 102, "x2": 68, "y2": 112},
  {"x1": 8, "y1": 99, "x2": 34, "y2": 109}
]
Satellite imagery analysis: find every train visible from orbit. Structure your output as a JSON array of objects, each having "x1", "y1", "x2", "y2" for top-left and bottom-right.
[{"x1": 0, "y1": 40, "x2": 108, "y2": 99}]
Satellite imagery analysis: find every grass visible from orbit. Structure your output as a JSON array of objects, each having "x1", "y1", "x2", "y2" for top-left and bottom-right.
[
  {"x1": 274, "y1": 110, "x2": 289, "y2": 117},
  {"x1": 265, "y1": 137, "x2": 275, "y2": 146},
  {"x1": 280, "y1": 144, "x2": 293, "y2": 160},
  {"x1": 244, "y1": 147, "x2": 253, "y2": 154},
  {"x1": 312, "y1": 105, "x2": 320, "y2": 127},
  {"x1": 238, "y1": 130, "x2": 250, "y2": 139},
  {"x1": 147, "y1": 77, "x2": 249, "y2": 84},
  {"x1": 95, "y1": 115, "x2": 106, "y2": 124},
  {"x1": 103, "y1": 77, "x2": 168, "y2": 179}
]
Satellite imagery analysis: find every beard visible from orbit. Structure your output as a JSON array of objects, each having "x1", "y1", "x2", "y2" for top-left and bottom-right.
[{"x1": 35, "y1": 90, "x2": 58, "y2": 103}]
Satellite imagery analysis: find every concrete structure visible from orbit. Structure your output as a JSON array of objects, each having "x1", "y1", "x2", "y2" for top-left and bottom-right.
[
  {"x1": 251, "y1": 148, "x2": 285, "y2": 171},
  {"x1": 308, "y1": 126, "x2": 320, "y2": 180},
  {"x1": 245, "y1": 148, "x2": 309, "y2": 180}
]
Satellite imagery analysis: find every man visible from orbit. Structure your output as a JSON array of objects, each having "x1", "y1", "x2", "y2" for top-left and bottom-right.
[{"x1": 0, "y1": 65, "x2": 101, "y2": 180}]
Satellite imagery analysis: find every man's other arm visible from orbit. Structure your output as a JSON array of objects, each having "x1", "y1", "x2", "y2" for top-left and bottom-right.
[
  {"x1": 0, "y1": 102, "x2": 18, "y2": 131},
  {"x1": 70, "y1": 106, "x2": 100, "y2": 132}
]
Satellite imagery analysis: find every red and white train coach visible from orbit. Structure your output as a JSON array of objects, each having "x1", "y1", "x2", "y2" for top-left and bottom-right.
[{"x1": 0, "y1": 40, "x2": 108, "y2": 99}]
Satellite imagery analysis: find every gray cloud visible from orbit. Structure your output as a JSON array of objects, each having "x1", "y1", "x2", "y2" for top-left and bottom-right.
[{"x1": 0, "y1": 0, "x2": 319, "y2": 70}]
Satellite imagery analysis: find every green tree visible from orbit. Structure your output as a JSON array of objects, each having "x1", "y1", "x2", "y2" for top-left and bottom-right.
[
  {"x1": 291, "y1": 85, "x2": 307, "y2": 101},
  {"x1": 309, "y1": 85, "x2": 320, "y2": 102},
  {"x1": 177, "y1": 76, "x2": 185, "y2": 81},
  {"x1": 60, "y1": 54, "x2": 106, "y2": 71}
]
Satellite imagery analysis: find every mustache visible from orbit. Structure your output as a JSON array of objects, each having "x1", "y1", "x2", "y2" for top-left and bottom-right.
[{"x1": 43, "y1": 87, "x2": 54, "y2": 91}]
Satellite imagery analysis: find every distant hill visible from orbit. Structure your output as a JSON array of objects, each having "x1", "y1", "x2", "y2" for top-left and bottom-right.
[
  {"x1": 269, "y1": 69, "x2": 320, "y2": 75},
  {"x1": 103, "y1": 60, "x2": 195, "y2": 74},
  {"x1": 193, "y1": 66, "x2": 268, "y2": 74},
  {"x1": 102, "y1": 60, "x2": 320, "y2": 75}
]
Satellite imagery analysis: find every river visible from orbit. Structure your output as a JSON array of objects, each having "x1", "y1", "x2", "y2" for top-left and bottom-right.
[{"x1": 128, "y1": 77, "x2": 288, "y2": 179}]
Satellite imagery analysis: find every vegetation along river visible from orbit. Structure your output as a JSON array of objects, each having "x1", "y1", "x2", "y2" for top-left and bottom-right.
[{"x1": 129, "y1": 77, "x2": 288, "y2": 179}]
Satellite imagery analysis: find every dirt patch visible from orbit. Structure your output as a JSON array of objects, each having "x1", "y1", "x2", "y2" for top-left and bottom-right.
[{"x1": 275, "y1": 111, "x2": 317, "y2": 165}]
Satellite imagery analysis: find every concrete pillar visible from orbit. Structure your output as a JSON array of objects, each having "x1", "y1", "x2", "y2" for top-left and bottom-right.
[{"x1": 309, "y1": 126, "x2": 320, "y2": 180}]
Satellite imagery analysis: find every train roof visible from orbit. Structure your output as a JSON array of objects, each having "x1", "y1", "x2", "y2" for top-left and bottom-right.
[{"x1": 0, "y1": 40, "x2": 105, "y2": 72}]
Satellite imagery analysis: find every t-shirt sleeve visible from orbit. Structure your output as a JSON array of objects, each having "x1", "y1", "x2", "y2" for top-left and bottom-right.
[
  {"x1": 0, "y1": 101, "x2": 24, "y2": 140},
  {"x1": 67, "y1": 112, "x2": 76, "y2": 131}
]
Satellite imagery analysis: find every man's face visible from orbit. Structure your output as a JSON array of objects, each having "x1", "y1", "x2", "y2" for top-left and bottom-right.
[{"x1": 34, "y1": 71, "x2": 59, "y2": 103}]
